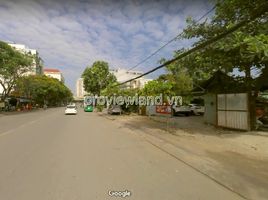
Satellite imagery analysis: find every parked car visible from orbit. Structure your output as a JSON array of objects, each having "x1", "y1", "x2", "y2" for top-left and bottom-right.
[
  {"x1": 172, "y1": 104, "x2": 192, "y2": 116},
  {"x1": 84, "y1": 105, "x2": 93, "y2": 112},
  {"x1": 65, "y1": 105, "x2": 77, "y2": 115},
  {"x1": 189, "y1": 104, "x2": 205, "y2": 115},
  {"x1": 108, "y1": 105, "x2": 122, "y2": 115}
]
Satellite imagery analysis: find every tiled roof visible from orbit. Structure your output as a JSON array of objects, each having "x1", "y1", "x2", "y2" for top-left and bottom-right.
[{"x1": 44, "y1": 68, "x2": 60, "y2": 73}]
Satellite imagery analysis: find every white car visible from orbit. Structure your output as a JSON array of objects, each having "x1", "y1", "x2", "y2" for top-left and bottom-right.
[
  {"x1": 172, "y1": 104, "x2": 192, "y2": 116},
  {"x1": 65, "y1": 105, "x2": 77, "y2": 115},
  {"x1": 189, "y1": 104, "x2": 205, "y2": 115}
]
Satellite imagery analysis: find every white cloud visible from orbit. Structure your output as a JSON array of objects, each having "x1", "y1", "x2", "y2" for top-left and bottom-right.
[{"x1": 0, "y1": 0, "x2": 211, "y2": 92}]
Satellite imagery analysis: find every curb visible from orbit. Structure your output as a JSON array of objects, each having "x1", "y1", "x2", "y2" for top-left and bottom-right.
[{"x1": 0, "y1": 109, "x2": 41, "y2": 117}]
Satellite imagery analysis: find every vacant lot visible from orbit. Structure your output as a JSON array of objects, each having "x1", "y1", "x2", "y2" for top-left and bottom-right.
[{"x1": 102, "y1": 113, "x2": 268, "y2": 200}]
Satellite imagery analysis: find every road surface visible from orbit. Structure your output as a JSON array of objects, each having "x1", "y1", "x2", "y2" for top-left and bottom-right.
[{"x1": 0, "y1": 108, "x2": 244, "y2": 200}]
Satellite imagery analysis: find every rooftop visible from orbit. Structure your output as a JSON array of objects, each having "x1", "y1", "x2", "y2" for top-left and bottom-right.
[{"x1": 44, "y1": 68, "x2": 60, "y2": 73}]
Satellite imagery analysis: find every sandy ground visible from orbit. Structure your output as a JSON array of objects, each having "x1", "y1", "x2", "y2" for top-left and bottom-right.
[{"x1": 101, "y1": 112, "x2": 268, "y2": 200}]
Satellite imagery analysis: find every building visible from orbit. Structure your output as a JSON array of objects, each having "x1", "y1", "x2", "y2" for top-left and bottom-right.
[
  {"x1": 76, "y1": 78, "x2": 86, "y2": 98},
  {"x1": 1, "y1": 43, "x2": 43, "y2": 102},
  {"x1": 110, "y1": 68, "x2": 152, "y2": 89},
  {"x1": 8, "y1": 43, "x2": 43, "y2": 75},
  {"x1": 75, "y1": 69, "x2": 152, "y2": 99},
  {"x1": 44, "y1": 68, "x2": 65, "y2": 83}
]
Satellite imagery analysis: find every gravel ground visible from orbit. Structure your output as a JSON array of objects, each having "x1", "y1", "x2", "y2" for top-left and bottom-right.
[{"x1": 100, "y1": 112, "x2": 268, "y2": 200}]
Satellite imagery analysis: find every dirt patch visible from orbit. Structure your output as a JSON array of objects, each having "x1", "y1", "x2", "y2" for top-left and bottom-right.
[
  {"x1": 104, "y1": 114, "x2": 268, "y2": 200},
  {"x1": 207, "y1": 151, "x2": 268, "y2": 200},
  {"x1": 115, "y1": 115, "x2": 268, "y2": 158}
]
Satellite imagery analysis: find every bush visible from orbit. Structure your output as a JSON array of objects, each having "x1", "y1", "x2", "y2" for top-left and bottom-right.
[{"x1": 96, "y1": 105, "x2": 104, "y2": 112}]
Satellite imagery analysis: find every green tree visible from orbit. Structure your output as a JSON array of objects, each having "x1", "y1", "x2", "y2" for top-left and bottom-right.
[
  {"x1": 141, "y1": 80, "x2": 174, "y2": 96},
  {"x1": 180, "y1": 0, "x2": 268, "y2": 79},
  {"x1": 178, "y1": 0, "x2": 268, "y2": 129},
  {"x1": 0, "y1": 41, "x2": 33, "y2": 101},
  {"x1": 101, "y1": 84, "x2": 141, "y2": 113},
  {"x1": 16, "y1": 75, "x2": 73, "y2": 106},
  {"x1": 82, "y1": 61, "x2": 117, "y2": 95}
]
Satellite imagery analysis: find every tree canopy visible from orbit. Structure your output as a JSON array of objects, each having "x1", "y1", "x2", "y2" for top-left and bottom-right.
[
  {"x1": 0, "y1": 41, "x2": 33, "y2": 101},
  {"x1": 168, "y1": 0, "x2": 268, "y2": 129},
  {"x1": 16, "y1": 75, "x2": 73, "y2": 106},
  {"x1": 141, "y1": 80, "x2": 174, "y2": 96},
  {"x1": 155, "y1": 0, "x2": 267, "y2": 99},
  {"x1": 180, "y1": 0, "x2": 268, "y2": 80},
  {"x1": 82, "y1": 61, "x2": 117, "y2": 96}
]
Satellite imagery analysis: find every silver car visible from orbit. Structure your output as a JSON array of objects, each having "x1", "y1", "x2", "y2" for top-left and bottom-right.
[{"x1": 108, "y1": 105, "x2": 122, "y2": 115}]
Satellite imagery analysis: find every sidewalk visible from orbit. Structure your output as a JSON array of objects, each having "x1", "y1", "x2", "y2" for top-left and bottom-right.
[
  {"x1": 99, "y1": 112, "x2": 268, "y2": 200},
  {"x1": 0, "y1": 108, "x2": 44, "y2": 117}
]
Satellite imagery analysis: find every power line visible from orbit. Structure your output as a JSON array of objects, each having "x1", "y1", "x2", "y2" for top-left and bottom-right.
[
  {"x1": 122, "y1": 5, "x2": 216, "y2": 73},
  {"x1": 117, "y1": 4, "x2": 268, "y2": 86}
]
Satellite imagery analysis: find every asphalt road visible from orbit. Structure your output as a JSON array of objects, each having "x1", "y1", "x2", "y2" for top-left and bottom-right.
[{"x1": 0, "y1": 108, "x2": 244, "y2": 200}]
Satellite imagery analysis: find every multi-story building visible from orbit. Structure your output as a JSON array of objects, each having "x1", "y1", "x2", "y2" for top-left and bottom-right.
[
  {"x1": 76, "y1": 78, "x2": 86, "y2": 98},
  {"x1": 44, "y1": 68, "x2": 65, "y2": 83},
  {"x1": 1, "y1": 43, "x2": 43, "y2": 101},
  {"x1": 8, "y1": 43, "x2": 43, "y2": 75},
  {"x1": 110, "y1": 68, "x2": 152, "y2": 89},
  {"x1": 74, "y1": 69, "x2": 151, "y2": 99}
]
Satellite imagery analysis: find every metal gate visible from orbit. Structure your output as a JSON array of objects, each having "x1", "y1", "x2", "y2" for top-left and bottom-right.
[{"x1": 217, "y1": 93, "x2": 250, "y2": 130}]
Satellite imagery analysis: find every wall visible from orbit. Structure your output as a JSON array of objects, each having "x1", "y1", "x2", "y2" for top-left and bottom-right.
[
  {"x1": 204, "y1": 93, "x2": 217, "y2": 125},
  {"x1": 217, "y1": 93, "x2": 249, "y2": 130}
]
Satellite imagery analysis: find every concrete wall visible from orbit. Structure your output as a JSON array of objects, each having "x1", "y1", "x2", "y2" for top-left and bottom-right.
[{"x1": 204, "y1": 93, "x2": 217, "y2": 125}]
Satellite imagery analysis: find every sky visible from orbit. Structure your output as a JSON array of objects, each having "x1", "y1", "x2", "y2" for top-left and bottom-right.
[{"x1": 0, "y1": 0, "x2": 213, "y2": 93}]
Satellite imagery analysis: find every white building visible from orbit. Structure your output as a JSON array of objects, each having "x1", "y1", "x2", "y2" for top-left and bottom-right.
[
  {"x1": 44, "y1": 68, "x2": 65, "y2": 83},
  {"x1": 8, "y1": 43, "x2": 43, "y2": 75},
  {"x1": 1, "y1": 43, "x2": 43, "y2": 100},
  {"x1": 76, "y1": 78, "x2": 86, "y2": 98},
  {"x1": 74, "y1": 69, "x2": 152, "y2": 99},
  {"x1": 110, "y1": 68, "x2": 152, "y2": 89}
]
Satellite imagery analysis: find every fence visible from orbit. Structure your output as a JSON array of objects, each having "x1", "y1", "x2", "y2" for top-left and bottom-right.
[{"x1": 217, "y1": 93, "x2": 250, "y2": 130}]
